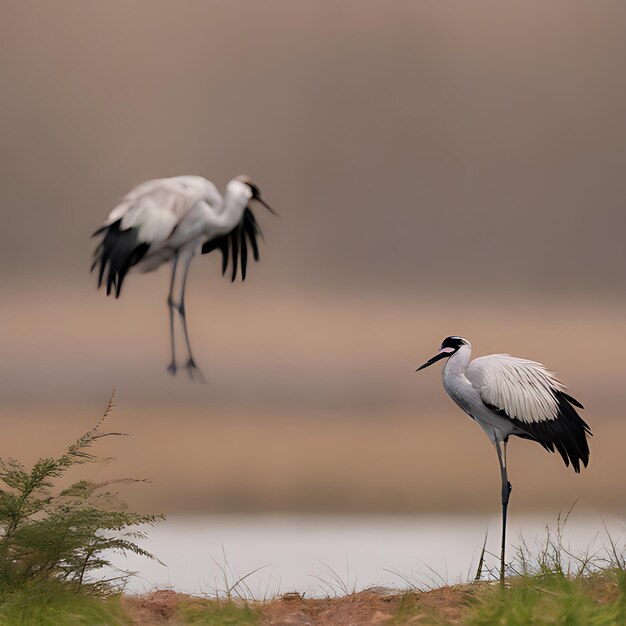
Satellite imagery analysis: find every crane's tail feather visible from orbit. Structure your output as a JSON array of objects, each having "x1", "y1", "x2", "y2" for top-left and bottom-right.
[
  {"x1": 509, "y1": 392, "x2": 591, "y2": 473},
  {"x1": 90, "y1": 220, "x2": 149, "y2": 297}
]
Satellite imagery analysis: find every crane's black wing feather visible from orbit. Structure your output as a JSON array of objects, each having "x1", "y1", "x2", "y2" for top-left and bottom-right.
[
  {"x1": 201, "y1": 207, "x2": 263, "y2": 282},
  {"x1": 90, "y1": 220, "x2": 149, "y2": 298},
  {"x1": 485, "y1": 392, "x2": 592, "y2": 473},
  {"x1": 230, "y1": 227, "x2": 239, "y2": 282}
]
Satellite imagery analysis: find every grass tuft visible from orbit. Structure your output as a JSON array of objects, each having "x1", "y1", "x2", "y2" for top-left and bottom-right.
[
  {"x1": 468, "y1": 515, "x2": 626, "y2": 626},
  {"x1": 178, "y1": 599, "x2": 261, "y2": 625},
  {"x1": 469, "y1": 571, "x2": 625, "y2": 626}
]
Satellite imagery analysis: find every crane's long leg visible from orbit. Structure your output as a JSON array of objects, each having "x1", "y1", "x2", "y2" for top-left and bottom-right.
[
  {"x1": 166, "y1": 255, "x2": 180, "y2": 375},
  {"x1": 494, "y1": 436, "x2": 512, "y2": 584},
  {"x1": 177, "y1": 250, "x2": 205, "y2": 383}
]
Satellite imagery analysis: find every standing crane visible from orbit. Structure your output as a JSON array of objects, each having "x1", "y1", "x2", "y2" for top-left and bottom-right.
[
  {"x1": 91, "y1": 175, "x2": 277, "y2": 380},
  {"x1": 416, "y1": 336, "x2": 591, "y2": 582}
]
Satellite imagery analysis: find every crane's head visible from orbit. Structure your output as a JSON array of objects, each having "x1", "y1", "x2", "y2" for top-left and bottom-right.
[
  {"x1": 416, "y1": 336, "x2": 470, "y2": 371},
  {"x1": 233, "y1": 175, "x2": 279, "y2": 216}
]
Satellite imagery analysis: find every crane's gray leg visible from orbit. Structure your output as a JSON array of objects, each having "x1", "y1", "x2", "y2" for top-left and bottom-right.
[
  {"x1": 494, "y1": 436, "x2": 512, "y2": 584},
  {"x1": 166, "y1": 255, "x2": 180, "y2": 375},
  {"x1": 177, "y1": 250, "x2": 205, "y2": 383}
]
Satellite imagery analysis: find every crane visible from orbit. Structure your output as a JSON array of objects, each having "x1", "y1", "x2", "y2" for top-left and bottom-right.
[
  {"x1": 416, "y1": 336, "x2": 591, "y2": 582},
  {"x1": 92, "y1": 175, "x2": 277, "y2": 380}
]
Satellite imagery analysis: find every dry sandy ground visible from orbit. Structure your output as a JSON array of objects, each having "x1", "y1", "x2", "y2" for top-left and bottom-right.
[{"x1": 122, "y1": 586, "x2": 475, "y2": 625}]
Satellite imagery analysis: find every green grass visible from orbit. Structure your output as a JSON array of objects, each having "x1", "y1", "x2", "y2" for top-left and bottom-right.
[
  {"x1": 384, "y1": 571, "x2": 626, "y2": 626},
  {"x1": 390, "y1": 591, "x2": 452, "y2": 625},
  {"x1": 461, "y1": 510, "x2": 626, "y2": 625},
  {"x1": 178, "y1": 599, "x2": 261, "y2": 625},
  {"x1": 0, "y1": 582, "x2": 131, "y2": 626},
  {"x1": 469, "y1": 570, "x2": 626, "y2": 626},
  {"x1": 385, "y1": 513, "x2": 626, "y2": 625}
]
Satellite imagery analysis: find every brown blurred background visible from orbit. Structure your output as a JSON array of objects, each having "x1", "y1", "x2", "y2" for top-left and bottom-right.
[{"x1": 0, "y1": 1, "x2": 624, "y2": 516}]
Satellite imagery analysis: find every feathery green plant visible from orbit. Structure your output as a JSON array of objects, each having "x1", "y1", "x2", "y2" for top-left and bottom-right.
[{"x1": 0, "y1": 395, "x2": 162, "y2": 595}]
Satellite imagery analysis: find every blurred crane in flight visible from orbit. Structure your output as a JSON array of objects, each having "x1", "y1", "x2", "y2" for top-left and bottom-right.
[
  {"x1": 91, "y1": 175, "x2": 277, "y2": 380},
  {"x1": 416, "y1": 336, "x2": 591, "y2": 582}
]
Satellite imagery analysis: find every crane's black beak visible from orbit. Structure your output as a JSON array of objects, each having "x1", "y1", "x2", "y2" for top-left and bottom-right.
[
  {"x1": 416, "y1": 351, "x2": 450, "y2": 372},
  {"x1": 257, "y1": 197, "x2": 280, "y2": 217}
]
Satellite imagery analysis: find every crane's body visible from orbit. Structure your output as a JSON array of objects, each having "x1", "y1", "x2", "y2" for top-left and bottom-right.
[
  {"x1": 440, "y1": 346, "x2": 519, "y2": 443},
  {"x1": 91, "y1": 175, "x2": 276, "y2": 379},
  {"x1": 96, "y1": 176, "x2": 253, "y2": 283},
  {"x1": 417, "y1": 336, "x2": 591, "y2": 582}
]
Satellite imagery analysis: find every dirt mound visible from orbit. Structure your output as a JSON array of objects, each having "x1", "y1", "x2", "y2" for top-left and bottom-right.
[
  {"x1": 265, "y1": 589, "x2": 396, "y2": 625},
  {"x1": 121, "y1": 590, "x2": 186, "y2": 625},
  {"x1": 121, "y1": 586, "x2": 479, "y2": 625}
]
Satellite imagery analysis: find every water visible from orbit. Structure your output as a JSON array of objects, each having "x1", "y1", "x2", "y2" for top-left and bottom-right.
[{"x1": 109, "y1": 514, "x2": 625, "y2": 596}]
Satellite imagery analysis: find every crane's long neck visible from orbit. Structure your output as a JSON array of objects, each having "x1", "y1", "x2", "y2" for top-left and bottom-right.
[
  {"x1": 212, "y1": 180, "x2": 250, "y2": 235},
  {"x1": 442, "y1": 344, "x2": 472, "y2": 380},
  {"x1": 442, "y1": 344, "x2": 474, "y2": 415}
]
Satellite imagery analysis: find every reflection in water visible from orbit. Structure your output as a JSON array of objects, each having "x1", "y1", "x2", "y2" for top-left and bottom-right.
[{"x1": 109, "y1": 514, "x2": 624, "y2": 596}]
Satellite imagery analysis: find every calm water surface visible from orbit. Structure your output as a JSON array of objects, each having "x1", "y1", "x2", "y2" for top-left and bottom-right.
[{"x1": 110, "y1": 514, "x2": 625, "y2": 596}]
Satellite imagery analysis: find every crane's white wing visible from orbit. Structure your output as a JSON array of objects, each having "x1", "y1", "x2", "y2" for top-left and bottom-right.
[
  {"x1": 467, "y1": 354, "x2": 590, "y2": 472},
  {"x1": 92, "y1": 176, "x2": 222, "y2": 297},
  {"x1": 465, "y1": 354, "x2": 568, "y2": 424},
  {"x1": 104, "y1": 176, "x2": 221, "y2": 244}
]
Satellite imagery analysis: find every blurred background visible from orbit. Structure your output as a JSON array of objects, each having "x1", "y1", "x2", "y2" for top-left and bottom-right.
[{"x1": 1, "y1": 1, "x2": 625, "y2": 521}]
